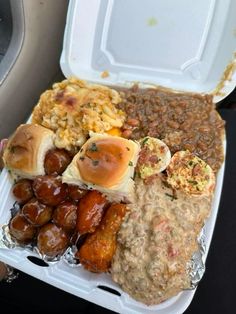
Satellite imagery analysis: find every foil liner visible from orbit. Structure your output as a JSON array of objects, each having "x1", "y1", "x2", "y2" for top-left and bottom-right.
[
  {"x1": 63, "y1": 245, "x2": 81, "y2": 267},
  {"x1": 187, "y1": 227, "x2": 206, "y2": 289},
  {"x1": 0, "y1": 202, "x2": 70, "y2": 264},
  {"x1": 0, "y1": 223, "x2": 75, "y2": 264},
  {"x1": 0, "y1": 202, "x2": 81, "y2": 265},
  {"x1": 0, "y1": 225, "x2": 82, "y2": 268},
  {"x1": 0, "y1": 202, "x2": 207, "y2": 287}
]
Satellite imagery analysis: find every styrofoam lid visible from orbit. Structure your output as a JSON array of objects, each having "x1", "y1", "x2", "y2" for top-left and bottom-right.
[{"x1": 60, "y1": 0, "x2": 236, "y2": 101}]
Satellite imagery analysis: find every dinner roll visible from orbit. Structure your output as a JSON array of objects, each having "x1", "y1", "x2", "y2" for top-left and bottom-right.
[
  {"x1": 62, "y1": 133, "x2": 140, "y2": 202},
  {"x1": 3, "y1": 124, "x2": 55, "y2": 178}
]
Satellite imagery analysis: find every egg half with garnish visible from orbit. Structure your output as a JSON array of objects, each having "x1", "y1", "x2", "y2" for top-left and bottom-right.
[
  {"x1": 62, "y1": 133, "x2": 140, "y2": 202},
  {"x1": 166, "y1": 150, "x2": 215, "y2": 196},
  {"x1": 137, "y1": 137, "x2": 171, "y2": 179}
]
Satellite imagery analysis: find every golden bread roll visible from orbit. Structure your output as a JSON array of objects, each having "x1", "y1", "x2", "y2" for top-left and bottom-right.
[
  {"x1": 62, "y1": 133, "x2": 140, "y2": 202},
  {"x1": 3, "y1": 124, "x2": 55, "y2": 178}
]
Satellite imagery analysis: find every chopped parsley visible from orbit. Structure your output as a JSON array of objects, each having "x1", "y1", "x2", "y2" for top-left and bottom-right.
[
  {"x1": 89, "y1": 143, "x2": 98, "y2": 152},
  {"x1": 188, "y1": 161, "x2": 194, "y2": 166},
  {"x1": 128, "y1": 161, "x2": 133, "y2": 166},
  {"x1": 134, "y1": 171, "x2": 141, "y2": 179},
  {"x1": 142, "y1": 137, "x2": 149, "y2": 146},
  {"x1": 92, "y1": 160, "x2": 99, "y2": 166},
  {"x1": 187, "y1": 180, "x2": 198, "y2": 185},
  {"x1": 165, "y1": 193, "x2": 177, "y2": 201}
]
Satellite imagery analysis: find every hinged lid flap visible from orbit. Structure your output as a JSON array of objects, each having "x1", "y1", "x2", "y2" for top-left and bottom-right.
[{"x1": 61, "y1": 0, "x2": 236, "y2": 101}]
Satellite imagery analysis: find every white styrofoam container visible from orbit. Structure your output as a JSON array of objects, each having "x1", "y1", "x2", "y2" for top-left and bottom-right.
[
  {"x1": 0, "y1": 158, "x2": 226, "y2": 314},
  {"x1": 60, "y1": 0, "x2": 236, "y2": 102},
  {"x1": 0, "y1": 0, "x2": 235, "y2": 313}
]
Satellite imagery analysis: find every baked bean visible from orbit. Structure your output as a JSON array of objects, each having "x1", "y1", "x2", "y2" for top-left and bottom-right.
[
  {"x1": 183, "y1": 143, "x2": 195, "y2": 151},
  {"x1": 167, "y1": 120, "x2": 179, "y2": 129},
  {"x1": 198, "y1": 126, "x2": 210, "y2": 133},
  {"x1": 197, "y1": 141, "x2": 208, "y2": 151},
  {"x1": 116, "y1": 85, "x2": 225, "y2": 172},
  {"x1": 126, "y1": 118, "x2": 140, "y2": 127},
  {"x1": 122, "y1": 129, "x2": 132, "y2": 138}
]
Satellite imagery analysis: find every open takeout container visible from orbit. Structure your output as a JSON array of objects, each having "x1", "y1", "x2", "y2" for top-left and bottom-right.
[{"x1": 0, "y1": 0, "x2": 235, "y2": 313}]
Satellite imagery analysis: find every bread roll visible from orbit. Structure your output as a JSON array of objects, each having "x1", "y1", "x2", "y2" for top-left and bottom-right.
[
  {"x1": 3, "y1": 124, "x2": 55, "y2": 178},
  {"x1": 62, "y1": 133, "x2": 140, "y2": 202}
]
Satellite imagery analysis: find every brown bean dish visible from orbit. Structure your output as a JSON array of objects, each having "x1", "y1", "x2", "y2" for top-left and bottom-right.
[{"x1": 116, "y1": 85, "x2": 225, "y2": 173}]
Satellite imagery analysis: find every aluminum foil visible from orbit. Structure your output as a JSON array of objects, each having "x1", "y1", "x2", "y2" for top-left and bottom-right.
[
  {"x1": 188, "y1": 227, "x2": 206, "y2": 289},
  {"x1": 63, "y1": 245, "x2": 81, "y2": 267},
  {"x1": 0, "y1": 201, "x2": 207, "y2": 287},
  {"x1": 0, "y1": 204, "x2": 59, "y2": 264},
  {"x1": 0, "y1": 223, "x2": 78, "y2": 265},
  {"x1": 0, "y1": 202, "x2": 81, "y2": 266}
]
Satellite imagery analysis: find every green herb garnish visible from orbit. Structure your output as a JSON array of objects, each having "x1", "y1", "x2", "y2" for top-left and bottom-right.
[
  {"x1": 165, "y1": 193, "x2": 177, "y2": 201},
  {"x1": 187, "y1": 180, "x2": 198, "y2": 185},
  {"x1": 92, "y1": 160, "x2": 99, "y2": 166},
  {"x1": 89, "y1": 143, "x2": 98, "y2": 152},
  {"x1": 134, "y1": 171, "x2": 141, "y2": 179},
  {"x1": 128, "y1": 161, "x2": 133, "y2": 166},
  {"x1": 142, "y1": 137, "x2": 149, "y2": 146}
]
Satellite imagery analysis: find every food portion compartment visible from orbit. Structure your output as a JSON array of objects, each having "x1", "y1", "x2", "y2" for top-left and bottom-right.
[
  {"x1": 0, "y1": 191, "x2": 223, "y2": 314},
  {"x1": 0, "y1": 156, "x2": 225, "y2": 314},
  {"x1": 0, "y1": 77, "x2": 226, "y2": 313},
  {"x1": 0, "y1": 175, "x2": 179, "y2": 314}
]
